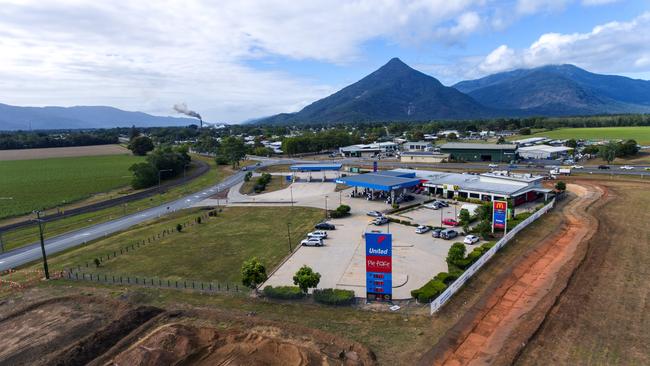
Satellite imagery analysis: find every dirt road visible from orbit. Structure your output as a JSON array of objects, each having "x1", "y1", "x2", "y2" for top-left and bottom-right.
[{"x1": 426, "y1": 182, "x2": 605, "y2": 366}]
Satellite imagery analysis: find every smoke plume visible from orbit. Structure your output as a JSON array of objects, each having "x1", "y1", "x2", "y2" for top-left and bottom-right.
[{"x1": 173, "y1": 103, "x2": 202, "y2": 120}]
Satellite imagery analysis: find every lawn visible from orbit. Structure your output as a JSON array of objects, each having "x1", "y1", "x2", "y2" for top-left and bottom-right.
[
  {"x1": 44, "y1": 206, "x2": 323, "y2": 283},
  {"x1": 517, "y1": 126, "x2": 650, "y2": 145},
  {"x1": 239, "y1": 174, "x2": 291, "y2": 195},
  {"x1": 0, "y1": 154, "x2": 145, "y2": 219}
]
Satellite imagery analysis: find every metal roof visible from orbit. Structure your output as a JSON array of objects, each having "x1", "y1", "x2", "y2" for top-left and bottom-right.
[
  {"x1": 290, "y1": 163, "x2": 342, "y2": 171},
  {"x1": 336, "y1": 173, "x2": 421, "y2": 191},
  {"x1": 422, "y1": 172, "x2": 533, "y2": 196},
  {"x1": 374, "y1": 170, "x2": 416, "y2": 178},
  {"x1": 440, "y1": 143, "x2": 517, "y2": 151},
  {"x1": 518, "y1": 145, "x2": 572, "y2": 153}
]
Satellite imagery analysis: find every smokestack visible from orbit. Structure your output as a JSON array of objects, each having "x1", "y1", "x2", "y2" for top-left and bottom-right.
[{"x1": 173, "y1": 103, "x2": 203, "y2": 128}]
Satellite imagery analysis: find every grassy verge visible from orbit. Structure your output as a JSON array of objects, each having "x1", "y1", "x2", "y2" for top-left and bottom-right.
[
  {"x1": 33, "y1": 206, "x2": 323, "y2": 283},
  {"x1": 257, "y1": 164, "x2": 292, "y2": 173},
  {"x1": 0, "y1": 155, "x2": 240, "y2": 252},
  {"x1": 239, "y1": 174, "x2": 290, "y2": 195}
]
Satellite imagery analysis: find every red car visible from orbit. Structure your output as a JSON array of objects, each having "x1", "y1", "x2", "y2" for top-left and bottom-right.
[{"x1": 442, "y1": 218, "x2": 459, "y2": 226}]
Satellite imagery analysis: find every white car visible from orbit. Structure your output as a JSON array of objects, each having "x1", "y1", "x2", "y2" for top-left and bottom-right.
[
  {"x1": 301, "y1": 237, "x2": 324, "y2": 247},
  {"x1": 307, "y1": 230, "x2": 328, "y2": 239},
  {"x1": 488, "y1": 164, "x2": 499, "y2": 168},
  {"x1": 620, "y1": 165, "x2": 634, "y2": 170},
  {"x1": 463, "y1": 235, "x2": 480, "y2": 244},
  {"x1": 415, "y1": 225, "x2": 431, "y2": 234},
  {"x1": 571, "y1": 165, "x2": 584, "y2": 169},
  {"x1": 373, "y1": 216, "x2": 389, "y2": 225}
]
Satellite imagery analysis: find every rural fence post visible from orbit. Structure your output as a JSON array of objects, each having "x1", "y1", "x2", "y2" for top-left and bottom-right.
[
  {"x1": 192, "y1": 281, "x2": 195, "y2": 289},
  {"x1": 175, "y1": 281, "x2": 178, "y2": 288},
  {"x1": 184, "y1": 281, "x2": 187, "y2": 288}
]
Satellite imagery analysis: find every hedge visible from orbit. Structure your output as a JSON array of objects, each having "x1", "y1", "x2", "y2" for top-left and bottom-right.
[
  {"x1": 313, "y1": 288, "x2": 356, "y2": 306},
  {"x1": 262, "y1": 285, "x2": 305, "y2": 300},
  {"x1": 411, "y1": 279, "x2": 448, "y2": 303}
]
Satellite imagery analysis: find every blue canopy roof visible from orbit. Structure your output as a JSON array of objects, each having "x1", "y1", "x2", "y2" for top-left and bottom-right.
[
  {"x1": 336, "y1": 173, "x2": 421, "y2": 191},
  {"x1": 290, "y1": 163, "x2": 342, "y2": 171},
  {"x1": 374, "y1": 170, "x2": 416, "y2": 178}
]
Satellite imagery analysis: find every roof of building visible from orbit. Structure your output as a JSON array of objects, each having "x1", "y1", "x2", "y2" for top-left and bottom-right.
[
  {"x1": 405, "y1": 141, "x2": 432, "y2": 145},
  {"x1": 513, "y1": 137, "x2": 549, "y2": 144},
  {"x1": 374, "y1": 170, "x2": 416, "y2": 178},
  {"x1": 518, "y1": 145, "x2": 573, "y2": 153},
  {"x1": 289, "y1": 163, "x2": 342, "y2": 171},
  {"x1": 440, "y1": 143, "x2": 518, "y2": 151},
  {"x1": 392, "y1": 168, "x2": 542, "y2": 196},
  {"x1": 339, "y1": 142, "x2": 397, "y2": 152},
  {"x1": 335, "y1": 173, "x2": 421, "y2": 191},
  {"x1": 400, "y1": 151, "x2": 449, "y2": 156}
]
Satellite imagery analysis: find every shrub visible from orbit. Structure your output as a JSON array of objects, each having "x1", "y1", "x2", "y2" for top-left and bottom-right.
[
  {"x1": 94, "y1": 258, "x2": 100, "y2": 268},
  {"x1": 313, "y1": 288, "x2": 355, "y2": 306},
  {"x1": 293, "y1": 265, "x2": 321, "y2": 293},
  {"x1": 262, "y1": 285, "x2": 305, "y2": 300},
  {"x1": 244, "y1": 171, "x2": 253, "y2": 182},
  {"x1": 457, "y1": 196, "x2": 468, "y2": 202},
  {"x1": 337, "y1": 204, "x2": 351, "y2": 214},
  {"x1": 253, "y1": 184, "x2": 266, "y2": 193},
  {"x1": 446, "y1": 242, "x2": 466, "y2": 266},
  {"x1": 329, "y1": 210, "x2": 345, "y2": 218},
  {"x1": 411, "y1": 279, "x2": 447, "y2": 302},
  {"x1": 241, "y1": 257, "x2": 267, "y2": 290},
  {"x1": 196, "y1": 216, "x2": 202, "y2": 224},
  {"x1": 176, "y1": 223, "x2": 182, "y2": 232}
]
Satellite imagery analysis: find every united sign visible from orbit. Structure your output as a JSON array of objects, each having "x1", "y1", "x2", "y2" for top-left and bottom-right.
[{"x1": 365, "y1": 232, "x2": 392, "y2": 301}]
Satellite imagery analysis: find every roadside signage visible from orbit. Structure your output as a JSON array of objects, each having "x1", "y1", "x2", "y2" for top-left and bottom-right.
[
  {"x1": 492, "y1": 200, "x2": 507, "y2": 231},
  {"x1": 373, "y1": 161, "x2": 378, "y2": 172},
  {"x1": 365, "y1": 232, "x2": 392, "y2": 301}
]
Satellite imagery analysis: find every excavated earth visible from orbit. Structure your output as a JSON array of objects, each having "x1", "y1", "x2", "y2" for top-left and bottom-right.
[{"x1": 0, "y1": 295, "x2": 375, "y2": 366}]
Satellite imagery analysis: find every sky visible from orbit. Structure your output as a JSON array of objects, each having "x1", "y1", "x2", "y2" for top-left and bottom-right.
[{"x1": 0, "y1": 0, "x2": 649, "y2": 123}]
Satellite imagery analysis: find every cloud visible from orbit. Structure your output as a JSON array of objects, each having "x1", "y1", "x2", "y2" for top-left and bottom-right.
[
  {"x1": 516, "y1": 0, "x2": 571, "y2": 15},
  {"x1": 474, "y1": 12, "x2": 650, "y2": 76},
  {"x1": 582, "y1": 0, "x2": 619, "y2": 5},
  {"x1": 0, "y1": 0, "x2": 498, "y2": 122}
]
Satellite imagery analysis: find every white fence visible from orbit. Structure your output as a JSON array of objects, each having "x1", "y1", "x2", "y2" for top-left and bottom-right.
[{"x1": 430, "y1": 198, "x2": 556, "y2": 314}]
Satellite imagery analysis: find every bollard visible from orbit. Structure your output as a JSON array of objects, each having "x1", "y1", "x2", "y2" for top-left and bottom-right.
[
  {"x1": 135, "y1": 277, "x2": 138, "y2": 284},
  {"x1": 127, "y1": 277, "x2": 130, "y2": 284},
  {"x1": 201, "y1": 282, "x2": 204, "y2": 290},
  {"x1": 104, "y1": 275, "x2": 107, "y2": 282},
  {"x1": 120, "y1": 276, "x2": 123, "y2": 283}
]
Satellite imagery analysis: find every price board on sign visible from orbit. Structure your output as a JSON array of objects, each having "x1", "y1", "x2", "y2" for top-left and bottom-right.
[{"x1": 365, "y1": 232, "x2": 392, "y2": 301}]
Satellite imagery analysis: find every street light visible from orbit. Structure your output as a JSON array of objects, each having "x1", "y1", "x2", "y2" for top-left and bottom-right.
[
  {"x1": 158, "y1": 169, "x2": 173, "y2": 196},
  {"x1": 33, "y1": 210, "x2": 50, "y2": 279},
  {"x1": 290, "y1": 185, "x2": 294, "y2": 208},
  {"x1": 287, "y1": 222, "x2": 292, "y2": 252},
  {"x1": 324, "y1": 195, "x2": 329, "y2": 219}
]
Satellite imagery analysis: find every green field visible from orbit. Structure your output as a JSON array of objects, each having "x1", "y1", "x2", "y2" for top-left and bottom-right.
[
  {"x1": 0, "y1": 154, "x2": 145, "y2": 219},
  {"x1": 43, "y1": 206, "x2": 322, "y2": 283},
  {"x1": 523, "y1": 126, "x2": 650, "y2": 144}
]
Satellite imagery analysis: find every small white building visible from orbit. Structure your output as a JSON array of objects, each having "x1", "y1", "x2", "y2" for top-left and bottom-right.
[
  {"x1": 518, "y1": 145, "x2": 573, "y2": 160},
  {"x1": 403, "y1": 141, "x2": 433, "y2": 152},
  {"x1": 339, "y1": 142, "x2": 398, "y2": 157}
]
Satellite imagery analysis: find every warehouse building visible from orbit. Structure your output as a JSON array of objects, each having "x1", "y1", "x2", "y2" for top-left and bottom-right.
[
  {"x1": 339, "y1": 142, "x2": 398, "y2": 157},
  {"x1": 393, "y1": 168, "x2": 551, "y2": 206},
  {"x1": 403, "y1": 141, "x2": 433, "y2": 151},
  {"x1": 399, "y1": 151, "x2": 449, "y2": 163},
  {"x1": 439, "y1": 143, "x2": 518, "y2": 162},
  {"x1": 518, "y1": 145, "x2": 573, "y2": 160}
]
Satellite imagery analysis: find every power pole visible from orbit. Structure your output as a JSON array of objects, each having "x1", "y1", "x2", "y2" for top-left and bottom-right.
[
  {"x1": 0, "y1": 231, "x2": 4, "y2": 253},
  {"x1": 34, "y1": 211, "x2": 50, "y2": 279},
  {"x1": 287, "y1": 223, "x2": 292, "y2": 252}
]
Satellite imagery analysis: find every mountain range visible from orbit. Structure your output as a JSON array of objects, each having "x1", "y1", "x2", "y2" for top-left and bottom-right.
[
  {"x1": 257, "y1": 58, "x2": 650, "y2": 124},
  {"x1": 0, "y1": 104, "x2": 197, "y2": 130},
  {"x1": 2, "y1": 58, "x2": 649, "y2": 130}
]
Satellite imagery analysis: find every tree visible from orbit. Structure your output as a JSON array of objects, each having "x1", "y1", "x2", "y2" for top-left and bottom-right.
[
  {"x1": 598, "y1": 141, "x2": 618, "y2": 164},
  {"x1": 496, "y1": 136, "x2": 505, "y2": 144},
  {"x1": 519, "y1": 127, "x2": 532, "y2": 135},
  {"x1": 565, "y1": 139, "x2": 577, "y2": 149},
  {"x1": 253, "y1": 146, "x2": 273, "y2": 157},
  {"x1": 128, "y1": 136, "x2": 154, "y2": 156},
  {"x1": 555, "y1": 181, "x2": 566, "y2": 192},
  {"x1": 458, "y1": 208, "x2": 471, "y2": 232},
  {"x1": 241, "y1": 257, "x2": 267, "y2": 291},
  {"x1": 219, "y1": 136, "x2": 247, "y2": 168},
  {"x1": 446, "y1": 133, "x2": 458, "y2": 140},
  {"x1": 446, "y1": 243, "x2": 466, "y2": 265},
  {"x1": 176, "y1": 223, "x2": 183, "y2": 232},
  {"x1": 618, "y1": 139, "x2": 639, "y2": 157},
  {"x1": 129, "y1": 125, "x2": 140, "y2": 141},
  {"x1": 293, "y1": 265, "x2": 321, "y2": 293},
  {"x1": 129, "y1": 162, "x2": 158, "y2": 189},
  {"x1": 94, "y1": 258, "x2": 101, "y2": 268},
  {"x1": 475, "y1": 219, "x2": 492, "y2": 240}
]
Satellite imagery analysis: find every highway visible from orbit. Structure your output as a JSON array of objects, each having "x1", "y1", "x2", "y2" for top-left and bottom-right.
[{"x1": 1, "y1": 156, "x2": 648, "y2": 271}]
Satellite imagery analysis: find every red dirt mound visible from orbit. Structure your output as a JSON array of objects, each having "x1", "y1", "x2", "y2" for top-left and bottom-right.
[{"x1": 108, "y1": 322, "x2": 371, "y2": 366}]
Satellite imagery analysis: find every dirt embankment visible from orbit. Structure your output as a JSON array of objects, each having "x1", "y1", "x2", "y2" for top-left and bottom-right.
[
  {"x1": 0, "y1": 294, "x2": 376, "y2": 366},
  {"x1": 421, "y1": 182, "x2": 606, "y2": 366}
]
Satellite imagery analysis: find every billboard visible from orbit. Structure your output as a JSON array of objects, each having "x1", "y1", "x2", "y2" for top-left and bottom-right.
[
  {"x1": 365, "y1": 232, "x2": 392, "y2": 301},
  {"x1": 493, "y1": 200, "x2": 507, "y2": 230}
]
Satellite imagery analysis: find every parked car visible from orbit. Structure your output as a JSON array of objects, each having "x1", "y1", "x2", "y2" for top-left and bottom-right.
[
  {"x1": 424, "y1": 201, "x2": 438, "y2": 209},
  {"x1": 301, "y1": 237, "x2": 324, "y2": 247},
  {"x1": 415, "y1": 225, "x2": 430, "y2": 234},
  {"x1": 463, "y1": 235, "x2": 480, "y2": 244},
  {"x1": 315, "y1": 222, "x2": 335, "y2": 230},
  {"x1": 432, "y1": 228, "x2": 442, "y2": 238},
  {"x1": 598, "y1": 165, "x2": 610, "y2": 170},
  {"x1": 307, "y1": 230, "x2": 328, "y2": 239},
  {"x1": 488, "y1": 163, "x2": 499, "y2": 168},
  {"x1": 571, "y1": 165, "x2": 584, "y2": 169},
  {"x1": 366, "y1": 211, "x2": 383, "y2": 217},
  {"x1": 442, "y1": 218, "x2": 459, "y2": 226},
  {"x1": 620, "y1": 165, "x2": 634, "y2": 170},
  {"x1": 438, "y1": 201, "x2": 449, "y2": 207},
  {"x1": 440, "y1": 229, "x2": 458, "y2": 240},
  {"x1": 373, "y1": 216, "x2": 389, "y2": 225}
]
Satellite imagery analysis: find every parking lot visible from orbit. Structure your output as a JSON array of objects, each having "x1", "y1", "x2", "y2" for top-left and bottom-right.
[{"x1": 254, "y1": 184, "x2": 483, "y2": 299}]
